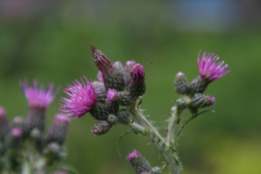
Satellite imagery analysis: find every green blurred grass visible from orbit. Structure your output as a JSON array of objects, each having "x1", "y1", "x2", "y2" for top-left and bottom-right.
[{"x1": 1, "y1": 1, "x2": 261, "y2": 174}]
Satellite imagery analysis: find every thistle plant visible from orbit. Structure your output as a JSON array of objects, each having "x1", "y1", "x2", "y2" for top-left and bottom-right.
[
  {"x1": 0, "y1": 46, "x2": 230, "y2": 174},
  {"x1": 0, "y1": 80, "x2": 73, "y2": 174},
  {"x1": 59, "y1": 46, "x2": 230, "y2": 174}
]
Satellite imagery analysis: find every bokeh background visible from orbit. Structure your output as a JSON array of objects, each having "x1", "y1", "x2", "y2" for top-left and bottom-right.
[{"x1": 1, "y1": 0, "x2": 261, "y2": 174}]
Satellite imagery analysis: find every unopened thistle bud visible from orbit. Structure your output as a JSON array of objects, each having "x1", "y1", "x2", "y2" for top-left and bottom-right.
[
  {"x1": 91, "y1": 45, "x2": 125, "y2": 90},
  {"x1": 127, "y1": 150, "x2": 152, "y2": 174},
  {"x1": 189, "y1": 51, "x2": 230, "y2": 94},
  {"x1": 45, "y1": 114, "x2": 70, "y2": 145},
  {"x1": 130, "y1": 64, "x2": 146, "y2": 97},
  {"x1": 117, "y1": 109, "x2": 130, "y2": 124},
  {"x1": 8, "y1": 128, "x2": 23, "y2": 148},
  {"x1": 174, "y1": 72, "x2": 189, "y2": 94},
  {"x1": 105, "y1": 89, "x2": 119, "y2": 114},
  {"x1": 92, "y1": 81, "x2": 107, "y2": 103},
  {"x1": 190, "y1": 93, "x2": 215, "y2": 109},
  {"x1": 124, "y1": 60, "x2": 136, "y2": 85},
  {"x1": 115, "y1": 91, "x2": 136, "y2": 106},
  {"x1": 113, "y1": 61, "x2": 125, "y2": 74},
  {"x1": 97, "y1": 71, "x2": 104, "y2": 82},
  {"x1": 90, "y1": 102, "x2": 109, "y2": 120},
  {"x1": 20, "y1": 80, "x2": 57, "y2": 133},
  {"x1": 61, "y1": 77, "x2": 97, "y2": 118},
  {"x1": 152, "y1": 166, "x2": 162, "y2": 174},
  {"x1": 92, "y1": 120, "x2": 111, "y2": 135},
  {"x1": 107, "y1": 114, "x2": 118, "y2": 125},
  {"x1": 176, "y1": 98, "x2": 187, "y2": 113},
  {"x1": 0, "y1": 107, "x2": 11, "y2": 142}
]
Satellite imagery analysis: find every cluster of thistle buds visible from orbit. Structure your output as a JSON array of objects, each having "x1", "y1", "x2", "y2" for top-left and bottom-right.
[
  {"x1": 174, "y1": 51, "x2": 230, "y2": 115},
  {"x1": 0, "y1": 80, "x2": 70, "y2": 174},
  {"x1": 60, "y1": 45, "x2": 146, "y2": 135}
]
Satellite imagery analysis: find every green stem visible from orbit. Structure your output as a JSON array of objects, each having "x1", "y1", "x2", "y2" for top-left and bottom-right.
[
  {"x1": 22, "y1": 161, "x2": 31, "y2": 174},
  {"x1": 128, "y1": 99, "x2": 180, "y2": 174},
  {"x1": 166, "y1": 106, "x2": 179, "y2": 146}
]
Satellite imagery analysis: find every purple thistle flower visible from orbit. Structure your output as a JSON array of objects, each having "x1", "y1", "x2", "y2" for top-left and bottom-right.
[
  {"x1": 20, "y1": 80, "x2": 57, "y2": 110},
  {"x1": 131, "y1": 64, "x2": 145, "y2": 83},
  {"x1": 107, "y1": 89, "x2": 118, "y2": 102},
  {"x1": 198, "y1": 51, "x2": 230, "y2": 82},
  {"x1": 60, "y1": 77, "x2": 97, "y2": 118},
  {"x1": 97, "y1": 71, "x2": 104, "y2": 82}
]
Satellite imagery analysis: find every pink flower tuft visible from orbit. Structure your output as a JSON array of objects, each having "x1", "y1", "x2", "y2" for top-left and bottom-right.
[
  {"x1": 12, "y1": 128, "x2": 23, "y2": 137},
  {"x1": 60, "y1": 77, "x2": 97, "y2": 118},
  {"x1": 20, "y1": 80, "x2": 57, "y2": 110},
  {"x1": 131, "y1": 64, "x2": 145, "y2": 83},
  {"x1": 107, "y1": 89, "x2": 117, "y2": 102},
  {"x1": 97, "y1": 71, "x2": 104, "y2": 82},
  {"x1": 198, "y1": 51, "x2": 230, "y2": 82},
  {"x1": 127, "y1": 150, "x2": 140, "y2": 161}
]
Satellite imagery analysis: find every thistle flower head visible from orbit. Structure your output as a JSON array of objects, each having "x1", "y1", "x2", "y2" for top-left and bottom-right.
[
  {"x1": 97, "y1": 71, "x2": 104, "y2": 82},
  {"x1": 61, "y1": 77, "x2": 97, "y2": 118},
  {"x1": 20, "y1": 80, "x2": 57, "y2": 110},
  {"x1": 131, "y1": 64, "x2": 145, "y2": 83},
  {"x1": 198, "y1": 51, "x2": 230, "y2": 82},
  {"x1": 91, "y1": 45, "x2": 113, "y2": 73},
  {"x1": 107, "y1": 89, "x2": 117, "y2": 102}
]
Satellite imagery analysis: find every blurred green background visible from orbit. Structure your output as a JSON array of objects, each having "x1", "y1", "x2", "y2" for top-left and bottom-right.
[{"x1": 1, "y1": 0, "x2": 261, "y2": 174}]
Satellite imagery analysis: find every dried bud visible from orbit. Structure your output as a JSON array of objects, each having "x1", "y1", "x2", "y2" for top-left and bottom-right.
[
  {"x1": 130, "y1": 64, "x2": 146, "y2": 97},
  {"x1": 92, "y1": 121, "x2": 111, "y2": 135},
  {"x1": 174, "y1": 72, "x2": 189, "y2": 94},
  {"x1": 107, "y1": 114, "x2": 118, "y2": 125},
  {"x1": 190, "y1": 93, "x2": 215, "y2": 109},
  {"x1": 91, "y1": 45, "x2": 113, "y2": 73},
  {"x1": 117, "y1": 109, "x2": 130, "y2": 124},
  {"x1": 127, "y1": 150, "x2": 152, "y2": 174},
  {"x1": 90, "y1": 102, "x2": 109, "y2": 120},
  {"x1": 45, "y1": 114, "x2": 70, "y2": 145},
  {"x1": 91, "y1": 46, "x2": 125, "y2": 90},
  {"x1": 152, "y1": 166, "x2": 162, "y2": 174}
]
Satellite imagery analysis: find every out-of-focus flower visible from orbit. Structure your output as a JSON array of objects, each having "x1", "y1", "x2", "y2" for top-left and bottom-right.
[{"x1": 20, "y1": 80, "x2": 57, "y2": 110}]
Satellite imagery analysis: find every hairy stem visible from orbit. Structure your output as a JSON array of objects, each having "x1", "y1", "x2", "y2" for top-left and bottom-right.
[
  {"x1": 128, "y1": 99, "x2": 180, "y2": 174},
  {"x1": 166, "y1": 106, "x2": 179, "y2": 146}
]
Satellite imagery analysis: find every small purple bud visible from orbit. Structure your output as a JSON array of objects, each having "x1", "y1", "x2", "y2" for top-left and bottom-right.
[
  {"x1": 127, "y1": 150, "x2": 152, "y2": 174},
  {"x1": 174, "y1": 72, "x2": 189, "y2": 94},
  {"x1": 131, "y1": 64, "x2": 145, "y2": 83},
  {"x1": 91, "y1": 45, "x2": 113, "y2": 73},
  {"x1": 190, "y1": 93, "x2": 215, "y2": 109},
  {"x1": 107, "y1": 89, "x2": 118, "y2": 102},
  {"x1": 12, "y1": 128, "x2": 23, "y2": 137},
  {"x1": 126, "y1": 61, "x2": 136, "y2": 71},
  {"x1": 113, "y1": 61, "x2": 124, "y2": 70},
  {"x1": 97, "y1": 71, "x2": 104, "y2": 82},
  {"x1": 91, "y1": 121, "x2": 111, "y2": 135}
]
